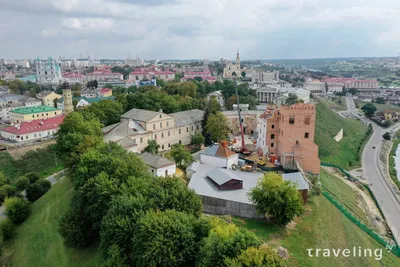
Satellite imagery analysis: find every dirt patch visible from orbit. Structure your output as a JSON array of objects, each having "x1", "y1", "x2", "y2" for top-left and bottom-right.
[
  {"x1": 323, "y1": 166, "x2": 387, "y2": 236},
  {"x1": 8, "y1": 140, "x2": 55, "y2": 159}
]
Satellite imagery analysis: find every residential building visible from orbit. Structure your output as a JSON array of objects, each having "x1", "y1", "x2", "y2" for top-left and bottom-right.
[
  {"x1": 323, "y1": 77, "x2": 379, "y2": 93},
  {"x1": 129, "y1": 68, "x2": 175, "y2": 81},
  {"x1": 182, "y1": 68, "x2": 217, "y2": 83},
  {"x1": 35, "y1": 57, "x2": 62, "y2": 84},
  {"x1": 140, "y1": 152, "x2": 176, "y2": 177},
  {"x1": 9, "y1": 105, "x2": 62, "y2": 123},
  {"x1": 303, "y1": 78, "x2": 325, "y2": 92},
  {"x1": 36, "y1": 91, "x2": 62, "y2": 106},
  {"x1": 256, "y1": 103, "x2": 320, "y2": 174},
  {"x1": 125, "y1": 57, "x2": 144, "y2": 67},
  {"x1": 223, "y1": 104, "x2": 262, "y2": 135},
  {"x1": 0, "y1": 115, "x2": 65, "y2": 142},
  {"x1": 84, "y1": 67, "x2": 123, "y2": 83},
  {"x1": 199, "y1": 144, "x2": 239, "y2": 169},
  {"x1": 326, "y1": 81, "x2": 344, "y2": 94},
  {"x1": 223, "y1": 52, "x2": 242, "y2": 78},
  {"x1": 57, "y1": 96, "x2": 115, "y2": 111},
  {"x1": 0, "y1": 71, "x2": 16, "y2": 81},
  {"x1": 187, "y1": 162, "x2": 309, "y2": 218},
  {"x1": 80, "y1": 88, "x2": 113, "y2": 98},
  {"x1": 62, "y1": 73, "x2": 85, "y2": 84},
  {"x1": 0, "y1": 96, "x2": 41, "y2": 121},
  {"x1": 102, "y1": 108, "x2": 204, "y2": 153}
]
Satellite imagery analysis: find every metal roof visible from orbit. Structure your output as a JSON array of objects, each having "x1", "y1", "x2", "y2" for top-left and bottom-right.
[
  {"x1": 121, "y1": 108, "x2": 160, "y2": 122},
  {"x1": 170, "y1": 109, "x2": 204, "y2": 126},
  {"x1": 206, "y1": 168, "x2": 242, "y2": 185},
  {"x1": 140, "y1": 152, "x2": 175, "y2": 169},
  {"x1": 282, "y1": 172, "x2": 309, "y2": 190}
]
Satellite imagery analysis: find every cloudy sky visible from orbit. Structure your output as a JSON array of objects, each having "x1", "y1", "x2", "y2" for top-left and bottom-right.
[{"x1": 0, "y1": 0, "x2": 399, "y2": 60}]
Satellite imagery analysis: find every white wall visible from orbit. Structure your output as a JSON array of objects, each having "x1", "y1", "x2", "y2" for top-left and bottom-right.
[
  {"x1": 1, "y1": 127, "x2": 58, "y2": 142},
  {"x1": 149, "y1": 164, "x2": 176, "y2": 177},
  {"x1": 200, "y1": 154, "x2": 238, "y2": 169}
]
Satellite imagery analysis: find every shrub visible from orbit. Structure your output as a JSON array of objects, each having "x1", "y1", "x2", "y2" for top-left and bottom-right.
[
  {"x1": 2, "y1": 185, "x2": 17, "y2": 197},
  {"x1": 0, "y1": 218, "x2": 15, "y2": 240},
  {"x1": 26, "y1": 180, "x2": 51, "y2": 202},
  {"x1": 0, "y1": 233, "x2": 3, "y2": 257},
  {"x1": 4, "y1": 197, "x2": 30, "y2": 224},
  {"x1": 0, "y1": 188, "x2": 7, "y2": 205},
  {"x1": 25, "y1": 172, "x2": 40, "y2": 184},
  {"x1": 16, "y1": 176, "x2": 30, "y2": 191},
  {"x1": 0, "y1": 172, "x2": 6, "y2": 187},
  {"x1": 224, "y1": 244, "x2": 286, "y2": 267}
]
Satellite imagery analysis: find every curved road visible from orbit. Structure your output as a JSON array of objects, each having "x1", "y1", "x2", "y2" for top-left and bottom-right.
[{"x1": 347, "y1": 95, "x2": 400, "y2": 243}]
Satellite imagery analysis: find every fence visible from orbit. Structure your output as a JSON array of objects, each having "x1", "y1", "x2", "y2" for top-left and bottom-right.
[{"x1": 321, "y1": 162, "x2": 400, "y2": 256}]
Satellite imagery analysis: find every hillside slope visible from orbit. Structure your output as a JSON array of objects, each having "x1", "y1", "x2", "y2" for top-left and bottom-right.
[{"x1": 315, "y1": 103, "x2": 368, "y2": 169}]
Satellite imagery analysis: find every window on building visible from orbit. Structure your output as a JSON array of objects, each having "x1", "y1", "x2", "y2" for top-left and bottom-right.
[
  {"x1": 34, "y1": 134, "x2": 37, "y2": 138},
  {"x1": 32, "y1": 115, "x2": 34, "y2": 118},
  {"x1": 271, "y1": 134, "x2": 275, "y2": 139},
  {"x1": 168, "y1": 131, "x2": 170, "y2": 137},
  {"x1": 46, "y1": 113, "x2": 48, "y2": 116},
  {"x1": 167, "y1": 121, "x2": 169, "y2": 127},
  {"x1": 159, "y1": 114, "x2": 162, "y2": 118},
  {"x1": 165, "y1": 170, "x2": 168, "y2": 176},
  {"x1": 271, "y1": 143, "x2": 274, "y2": 148},
  {"x1": 162, "y1": 145, "x2": 164, "y2": 150},
  {"x1": 305, "y1": 116, "x2": 311, "y2": 125},
  {"x1": 289, "y1": 116, "x2": 295, "y2": 124},
  {"x1": 179, "y1": 140, "x2": 182, "y2": 144},
  {"x1": 186, "y1": 127, "x2": 189, "y2": 132},
  {"x1": 26, "y1": 135, "x2": 28, "y2": 139},
  {"x1": 179, "y1": 129, "x2": 181, "y2": 134},
  {"x1": 160, "y1": 123, "x2": 162, "y2": 128},
  {"x1": 154, "y1": 134, "x2": 157, "y2": 140},
  {"x1": 305, "y1": 132, "x2": 309, "y2": 138},
  {"x1": 168, "y1": 143, "x2": 171, "y2": 147},
  {"x1": 54, "y1": 112, "x2": 56, "y2": 115},
  {"x1": 197, "y1": 125, "x2": 199, "y2": 130},
  {"x1": 271, "y1": 124, "x2": 274, "y2": 129},
  {"x1": 153, "y1": 124, "x2": 155, "y2": 130},
  {"x1": 161, "y1": 133, "x2": 164, "y2": 138},
  {"x1": 140, "y1": 137, "x2": 143, "y2": 143},
  {"x1": 191, "y1": 125, "x2": 194, "y2": 131}
]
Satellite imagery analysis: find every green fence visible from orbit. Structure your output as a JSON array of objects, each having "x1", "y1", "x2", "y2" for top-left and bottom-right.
[{"x1": 322, "y1": 190, "x2": 400, "y2": 257}]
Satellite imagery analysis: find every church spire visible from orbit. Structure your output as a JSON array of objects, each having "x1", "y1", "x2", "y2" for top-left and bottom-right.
[{"x1": 236, "y1": 50, "x2": 240, "y2": 69}]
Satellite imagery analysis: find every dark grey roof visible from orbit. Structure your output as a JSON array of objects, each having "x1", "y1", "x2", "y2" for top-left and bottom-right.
[
  {"x1": 282, "y1": 172, "x2": 309, "y2": 190},
  {"x1": 117, "y1": 136, "x2": 137, "y2": 148},
  {"x1": 121, "y1": 108, "x2": 160, "y2": 122},
  {"x1": 170, "y1": 109, "x2": 204, "y2": 126},
  {"x1": 206, "y1": 168, "x2": 242, "y2": 185},
  {"x1": 140, "y1": 152, "x2": 175, "y2": 169}
]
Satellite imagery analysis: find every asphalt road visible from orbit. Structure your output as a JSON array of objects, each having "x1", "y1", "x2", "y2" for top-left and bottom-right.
[{"x1": 346, "y1": 95, "x2": 400, "y2": 243}]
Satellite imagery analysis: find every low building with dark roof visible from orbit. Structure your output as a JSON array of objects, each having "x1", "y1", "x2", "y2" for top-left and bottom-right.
[
  {"x1": 187, "y1": 163, "x2": 309, "y2": 218},
  {"x1": 140, "y1": 152, "x2": 176, "y2": 177}
]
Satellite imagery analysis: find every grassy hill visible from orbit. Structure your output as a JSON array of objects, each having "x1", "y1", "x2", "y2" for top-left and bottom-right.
[
  {"x1": 2, "y1": 178, "x2": 103, "y2": 267},
  {"x1": 315, "y1": 103, "x2": 368, "y2": 169}
]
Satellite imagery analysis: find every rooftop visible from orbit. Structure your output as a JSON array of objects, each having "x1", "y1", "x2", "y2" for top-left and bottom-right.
[
  {"x1": 1, "y1": 115, "x2": 65, "y2": 135},
  {"x1": 200, "y1": 144, "x2": 237, "y2": 159},
  {"x1": 170, "y1": 109, "x2": 205, "y2": 126},
  {"x1": 206, "y1": 168, "x2": 242, "y2": 185},
  {"x1": 140, "y1": 152, "x2": 175, "y2": 169},
  {"x1": 121, "y1": 108, "x2": 161, "y2": 122},
  {"x1": 10, "y1": 105, "x2": 60, "y2": 114}
]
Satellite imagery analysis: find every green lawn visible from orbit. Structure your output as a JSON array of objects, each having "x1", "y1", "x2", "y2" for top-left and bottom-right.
[
  {"x1": 315, "y1": 103, "x2": 368, "y2": 169},
  {"x1": 232, "y1": 196, "x2": 400, "y2": 267},
  {"x1": 365, "y1": 103, "x2": 400, "y2": 113},
  {"x1": 320, "y1": 169, "x2": 372, "y2": 228},
  {"x1": 3, "y1": 178, "x2": 103, "y2": 267},
  {"x1": 317, "y1": 96, "x2": 347, "y2": 112},
  {"x1": 0, "y1": 145, "x2": 64, "y2": 184}
]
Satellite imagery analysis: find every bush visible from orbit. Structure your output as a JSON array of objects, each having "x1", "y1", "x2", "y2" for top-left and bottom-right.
[
  {"x1": 16, "y1": 176, "x2": 30, "y2": 191},
  {"x1": 26, "y1": 180, "x2": 51, "y2": 202},
  {"x1": 4, "y1": 197, "x2": 30, "y2": 224},
  {"x1": 25, "y1": 172, "x2": 40, "y2": 184},
  {"x1": 224, "y1": 244, "x2": 286, "y2": 267},
  {"x1": 0, "y1": 188, "x2": 7, "y2": 205},
  {"x1": 0, "y1": 218, "x2": 15, "y2": 240},
  {"x1": 2, "y1": 185, "x2": 17, "y2": 197},
  {"x1": 0, "y1": 233, "x2": 3, "y2": 257},
  {"x1": 0, "y1": 172, "x2": 6, "y2": 187}
]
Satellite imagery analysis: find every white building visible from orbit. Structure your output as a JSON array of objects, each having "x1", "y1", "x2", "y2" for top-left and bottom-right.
[
  {"x1": 35, "y1": 57, "x2": 62, "y2": 84},
  {"x1": 62, "y1": 73, "x2": 85, "y2": 84},
  {"x1": 327, "y1": 82, "x2": 344, "y2": 94},
  {"x1": 125, "y1": 57, "x2": 144, "y2": 67},
  {"x1": 0, "y1": 96, "x2": 41, "y2": 121},
  {"x1": 102, "y1": 108, "x2": 204, "y2": 153},
  {"x1": 256, "y1": 85, "x2": 280, "y2": 103},
  {"x1": 303, "y1": 78, "x2": 325, "y2": 92},
  {"x1": 252, "y1": 70, "x2": 279, "y2": 84},
  {"x1": 0, "y1": 115, "x2": 65, "y2": 142},
  {"x1": 199, "y1": 144, "x2": 239, "y2": 169},
  {"x1": 140, "y1": 152, "x2": 176, "y2": 177}
]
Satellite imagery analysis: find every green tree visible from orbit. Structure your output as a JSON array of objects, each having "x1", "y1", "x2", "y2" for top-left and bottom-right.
[
  {"x1": 143, "y1": 139, "x2": 160, "y2": 154},
  {"x1": 166, "y1": 144, "x2": 193, "y2": 169},
  {"x1": 25, "y1": 172, "x2": 40, "y2": 184},
  {"x1": 348, "y1": 88, "x2": 358, "y2": 95},
  {"x1": 224, "y1": 244, "x2": 286, "y2": 267},
  {"x1": 208, "y1": 96, "x2": 221, "y2": 114},
  {"x1": 285, "y1": 93, "x2": 299, "y2": 106},
  {"x1": 0, "y1": 188, "x2": 7, "y2": 205},
  {"x1": 361, "y1": 103, "x2": 377, "y2": 117},
  {"x1": 375, "y1": 97, "x2": 386, "y2": 104},
  {"x1": 0, "y1": 172, "x2": 6, "y2": 187},
  {"x1": 250, "y1": 172, "x2": 304, "y2": 225},
  {"x1": 103, "y1": 244, "x2": 129, "y2": 267},
  {"x1": 26, "y1": 180, "x2": 51, "y2": 202},
  {"x1": 232, "y1": 71, "x2": 237, "y2": 77},
  {"x1": 198, "y1": 222, "x2": 260, "y2": 267},
  {"x1": 0, "y1": 218, "x2": 15, "y2": 240},
  {"x1": 4, "y1": 197, "x2": 30, "y2": 224},
  {"x1": 241, "y1": 71, "x2": 246, "y2": 79},
  {"x1": 206, "y1": 112, "x2": 229, "y2": 142},
  {"x1": 132, "y1": 210, "x2": 206, "y2": 267},
  {"x1": 383, "y1": 132, "x2": 391, "y2": 140},
  {"x1": 191, "y1": 133, "x2": 205, "y2": 147},
  {"x1": 81, "y1": 100, "x2": 123, "y2": 126},
  {"x1": 2, "y1": 185, "x2": 16, "y2": 197}
]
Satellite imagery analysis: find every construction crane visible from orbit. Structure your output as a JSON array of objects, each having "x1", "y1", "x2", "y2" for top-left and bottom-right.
[{"x1": 234, "y1": 76, "x2": 247, "y2": 153}]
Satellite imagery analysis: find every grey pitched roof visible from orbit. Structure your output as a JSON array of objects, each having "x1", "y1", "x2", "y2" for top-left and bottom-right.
[
  {"x1": 117, "y1": 136, "x2": 137, "y2": 148},
  {"x1": 186, "y1": 161, "x2": 200, "y2": 172},
  {"x1": 121, "y1": 108, "x2": 160, "y2": 122},
  {"x1": 140, "y1": 152, "x2": 175, "y2": 169},
  {"x1": 282, "y1": 172, "x2": 309, "y2": 190},
  {"x1": 200, "y1": 144, "x2": 219, "y2": 156},
  {"x1": 36, "y1": 90, "x2": 53, "y2": 98},
  {"x1": 170, "y1": 109, "x2": 204, "y2": 126},
  {"x1": 206, "y1": 168, "x2": 242, "y2": 185}
]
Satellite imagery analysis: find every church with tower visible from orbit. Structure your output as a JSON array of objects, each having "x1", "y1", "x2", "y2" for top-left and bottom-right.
[{"x1": 223, "y1": 52, "x2": 242, "y2": 78}]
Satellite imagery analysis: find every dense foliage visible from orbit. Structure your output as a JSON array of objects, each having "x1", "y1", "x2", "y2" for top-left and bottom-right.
[
  {"x1": 224, "y1": 244, "x2": 286, "y2": 267},
  {"x1": 250, "y1": 172, "x2": 304, "y2": 225},
  {"x1": 361, "y1": 103, "x2": 377, "y2": 117},
  {"x1": 16, "y1": 176, "x2": 30, "y2": 191},
  {"x1": 0, "y1": 218, "x2": 16, "y2": 240},
  {"x1": 165, "y1": 144, "x2": 194, "y2": 169},
  {"x1": 4, "y1": 197, "x2": 30, "y2": 224},
  {"x1": 206, "y1": 112, "x2": 230, "y2": 142},
  {"x1": 26, "y1": 180, "x2": 51, "y2": 202},
  {"x1": 143, "y1": 139, "x2": 160, "y2": 154}
]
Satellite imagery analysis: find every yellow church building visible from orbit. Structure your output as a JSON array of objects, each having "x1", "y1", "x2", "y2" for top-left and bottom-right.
[{"x1": 223, "y1": 52, "x2": 242, "y2": 78}]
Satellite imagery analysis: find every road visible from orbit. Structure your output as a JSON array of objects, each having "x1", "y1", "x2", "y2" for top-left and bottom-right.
[{"x1": 346, "y1": 95, "x2": 400, "y2": 243}]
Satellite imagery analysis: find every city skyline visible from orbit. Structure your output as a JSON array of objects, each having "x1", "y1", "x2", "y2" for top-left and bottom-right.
[{"x1": 0, "y1": 0, "x2": 400, "y2": 59}]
